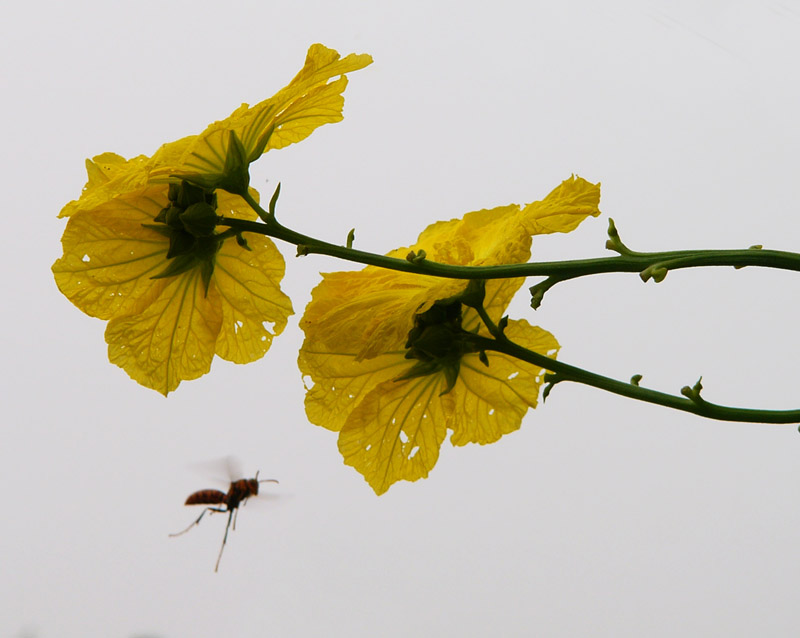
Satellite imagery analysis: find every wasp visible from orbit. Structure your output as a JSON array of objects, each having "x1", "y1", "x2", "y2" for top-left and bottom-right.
[{"x1": 170, "y1": 470, "x2": 278, "y2": 572}]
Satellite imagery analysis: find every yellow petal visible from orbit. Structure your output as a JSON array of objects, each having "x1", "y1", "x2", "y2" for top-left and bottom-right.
[
  {"x1": 387, "y1": 203, "x2": 529, "y2": 266},
  {"x1": 52, "y1": 186, "x2": 171, "y2": 319},
  {"x1": 521, "y1": 175, "x2": 601, "y2": 235},
  {"x1": 176, "y1": 44, "x2": 372, "y2": 179},
  {"x1": 338, "y1": 374, "x2": 451, "y2": 495},
  {"x1": 212, "y1": 232, "x2": 293, "y2": 363},
  {"x1": 298, "y1": 340, "x2": 407, "y2": 432},
  {"x1": 449, "y1": 319, "x2": 559, "y2": 446},
  {"x1": 59, "y1": 153, "x2": 151, "y2": 218},
  {"x1": 300, "y1": 269, "x2": 466, "y2": 360},
  {"x1": 106, "y1": 269, "x2": 223, "y2": 395}
]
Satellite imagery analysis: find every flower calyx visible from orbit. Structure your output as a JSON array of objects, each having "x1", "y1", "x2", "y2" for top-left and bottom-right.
[
  {"x1": 145, "y1": 180, "x2": 224, "y2": 293},
  {"x1": 397, "y1": 288, "x2": 490, "y2": 395}
]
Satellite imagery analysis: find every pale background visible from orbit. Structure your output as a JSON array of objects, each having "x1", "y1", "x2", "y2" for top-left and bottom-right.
[{"x1": 3, "y1": 1, "x2": 800, "y2": 636}]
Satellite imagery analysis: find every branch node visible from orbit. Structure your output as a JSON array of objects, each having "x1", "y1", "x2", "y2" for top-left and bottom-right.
[{"x1": 680, "y1": 376, "x2": 705, "y2": 404}]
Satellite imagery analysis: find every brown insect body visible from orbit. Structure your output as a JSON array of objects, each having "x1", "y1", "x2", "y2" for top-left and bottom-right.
[
  {"x1": 185, "y1": 489, "x2": 226, "y2": 506},
  {"x1": 171, "y1": 470, "x2": 278, "y2": 572}
]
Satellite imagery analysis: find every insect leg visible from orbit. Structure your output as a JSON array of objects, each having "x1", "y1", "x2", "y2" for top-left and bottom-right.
[
  {"x1": 214, "y1": 509, "x2": 236, "y2": 572},
  {"x1": 169, "y1": 506, "x2": 226, "y2": 537}
]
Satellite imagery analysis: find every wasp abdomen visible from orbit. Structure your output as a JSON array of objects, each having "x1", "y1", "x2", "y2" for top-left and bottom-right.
[{"x1": 185, "y1": 489, "x2": 227, "y2": 506}]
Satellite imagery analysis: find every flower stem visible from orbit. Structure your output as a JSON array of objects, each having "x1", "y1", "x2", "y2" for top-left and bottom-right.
[
  {"x1": 472, "y1": 333, "x2": 800, "y2": 424},
  {"x1": 221, "y1": 191, "x2": 800, "y2": 424},
  {"x1": 220, "y1": 193, "x2": 800, "y2": 286}
]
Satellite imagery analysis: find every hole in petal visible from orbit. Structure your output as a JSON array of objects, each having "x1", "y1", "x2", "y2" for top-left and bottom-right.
[
  {"x1": 262, "y1": 320, "x2": 275, "y2": 334},
  {"x1": 399, "y1": 431, "x2": 409, "y2": 444},
  {"x1": 81, "y1": 254, "x2": 91, "y2": 263},
  {"x1": 408, "y1": 446, "x2": 419, "y2": 459},
  {"x1": 507, "y1": 372, "x2": 519, "y2": 380},
  {"x1": 488, "y1": 408, "x2": 495, "y2": 416}
]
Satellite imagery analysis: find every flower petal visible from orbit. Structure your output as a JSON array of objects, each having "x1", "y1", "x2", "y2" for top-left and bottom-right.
[
  {"x1": 175, "y1": 44, "x2": 372, "y2": 180},
  {"x1": 300, "y1": 269, "x2": 466, "y2": 360},
  {"x1": 52, "y1": 186, "x2": 171, "y2": 319},
  {"x1": 298, "y1": 340, "x2": 407, "y2": 432},
  {"x1": 105, "y1": 268, "x2": 223, "y2": 395},
  {"x1": 449, "y1": 319, "x2": 559, "y2": 446},
  {"x1": 338, "y1": 374, "x2": 451, "y2": 495},
  {"x1": 521, "y1": 175, "x2": 601, "y2": 235},
  {"x1": 59, "y1": 153, "x2": 151, "y2": 218},
  {"x1": 212, "y1": 232, "x2": 293, "y2": 363}
]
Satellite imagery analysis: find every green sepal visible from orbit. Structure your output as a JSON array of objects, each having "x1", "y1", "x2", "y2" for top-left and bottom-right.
[
  {"x1": 250, "y1": 124, "x2": 275, "y2": 162},
  {"x1": 166, "y1": 230, "x2": 195, "y2": 259},
  {"x1": 199, "y1": 257, "x2": 214, "y2": 297},
  {"x1": 478, "y1": 350, "x2": 489, "y2": 367},
  {"x1": 394, "y1": 359, "x2": 441, "y2": 383},
  {"x1": 164, "y1": 205, "x2": 184, "y2": 230},
  {"x1": 150, "y1": 253, "x2": 197, "y2": 280},
  {"x1": 141, "y1": 223, "x2": 174, "y2": 239},
  {"x1": 458, "y1": 279, "x2": 486, "y2": 310},
  {"x1": 153, "y1": 206, "x2": 169, "y2": 224},
  {"x1": 440, "y1": 362, "x2": 460, "y2": 395}
]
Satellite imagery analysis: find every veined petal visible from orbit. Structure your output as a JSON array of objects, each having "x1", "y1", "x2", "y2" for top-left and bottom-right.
[
  {"x1": 521, "y1": 175, "x2": 601, "y2": 235},
  {"x1": 449, "y1": 319, "x2": 559, "y2": 446},
  {"x1": 175, "y1": 44, "x2": 372, "y2": 179},
  {"x1": 212, "y1": 232, "x2": 293, "y2": 363},
  {"x1": 338, "y1": 374, "x2": 452, "y2": 495},
  {"x1": 106, "y1": 269, "x2": 223, "y2": 395},
  {"x1": 300, "y1": 269, "x2": 466, "y2": 359},
  {"x1": 388, "y1": 203, "x2": 530, "y2": 267},
  {"x1": 298, "y1": 341, "x2": 408, "y2": 432},
  {"x1": 52, "y1": 186, "x2": 171, "y2": 319},
  {"x1": 59, "y1": 153, "x2": 151, "y2": 218}
]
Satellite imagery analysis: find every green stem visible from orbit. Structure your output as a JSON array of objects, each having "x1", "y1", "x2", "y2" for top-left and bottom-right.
[
  {"x1": 220, "y1": 193, "x2": 800, "y2": 284},
  {"x1": 469, "y1": 333, "x2": 800, "y2": 424},
  {"x1": 222, "y1": 191, "x2": 800, "y2": 424}
]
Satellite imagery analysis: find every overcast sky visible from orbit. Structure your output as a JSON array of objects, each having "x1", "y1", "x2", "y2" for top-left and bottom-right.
[{"x1": 4, "y1": 1, "x2": 800, "y2": 636}]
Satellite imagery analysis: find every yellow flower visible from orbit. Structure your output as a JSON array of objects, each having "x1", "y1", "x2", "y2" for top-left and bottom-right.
[
  {"x1": 53, "y1": 45, "x2": 371, "y2": 394},
  {"x1": 298, "y1": 176, "x2": 601, "y2": 494}
]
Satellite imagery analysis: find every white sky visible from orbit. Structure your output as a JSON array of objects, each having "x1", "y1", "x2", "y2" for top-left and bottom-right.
[{"x1": 3, "y1": 1, "x2": 800, "y2": 636}]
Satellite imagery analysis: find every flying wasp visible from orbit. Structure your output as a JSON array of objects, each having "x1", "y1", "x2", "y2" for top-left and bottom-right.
[{"x1": 170, "y1": 466, "x2": 278, "y2": 572}]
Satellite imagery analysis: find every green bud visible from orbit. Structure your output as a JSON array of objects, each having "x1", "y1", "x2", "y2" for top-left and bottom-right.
[
  {"x1": 176, "y1": 181, "x2": 208, "y2": 209},
  {"x1": 164, "y1": 205, "x2": 184, "y2": 230},
  {"x1": 236, "y1": 233, "x2": 251, "y2": 250},
  {"x1": 180, "y1": 202, "x2": 218, "y2": 237}
]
